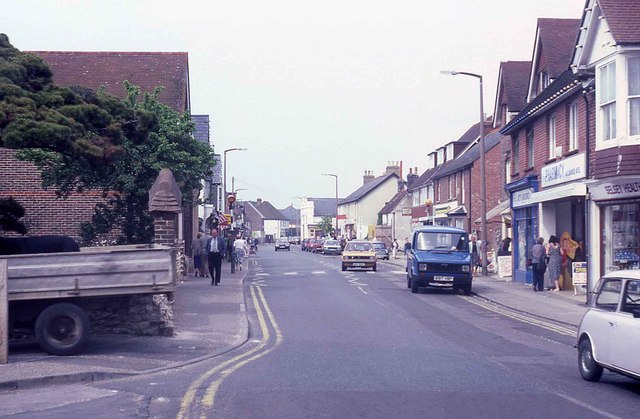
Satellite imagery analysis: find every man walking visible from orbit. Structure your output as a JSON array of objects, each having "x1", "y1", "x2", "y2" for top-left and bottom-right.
[{"x1": 207, "y1": 229, "x2": 226, "y2": 286}]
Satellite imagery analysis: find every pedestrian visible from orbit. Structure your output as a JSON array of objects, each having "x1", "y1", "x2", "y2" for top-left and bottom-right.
[
  {"x1": 392, "y1": 238, "x2": 399, "y2": 259},
  {"x1": 403, "y1": 238, "x2": 410, "y2": 256},
  {"x1": 547, "y1": 235, "x2": 563, "y2": 291},
  {"x1": 199, "y1": 230, "x2": 211, "y2": 278},
  {"x1": 497, "y1": 237, "x2": 512, "y2": 256},
  {"x1": 191, "y1": 232, "x2": 203, "y2": 277},
  {"x1": 530, "y1": 237, "x2": 547, "y2": 292},
  {"x1": 206, "y1": 228, "x2": 226, "y2": 286},
  {"x1": 469, "y1": 235, "x2": 481, "y2": 275},
  {"x1": 254, "y1": 238, "x2": 259, "y2": 253},
  {"x1": 233, "y1": 235, "x2": 248, "y2": 271}
]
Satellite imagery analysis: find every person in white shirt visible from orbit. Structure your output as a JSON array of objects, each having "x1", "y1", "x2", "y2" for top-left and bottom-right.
[{"x1": 233, "y1": 236, "x2": 248, "y2": 271}]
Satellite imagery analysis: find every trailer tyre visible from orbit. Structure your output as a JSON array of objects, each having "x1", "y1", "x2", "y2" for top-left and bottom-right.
[{"x1": 35, "y1": 303, "x2": 90, "y2": 356}]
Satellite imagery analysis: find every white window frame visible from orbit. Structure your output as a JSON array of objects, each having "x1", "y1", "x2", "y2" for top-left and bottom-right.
[
  {"x1": 461, "y1": 173, "x2": 465, "y2": 204},
  {"x1": 548, "y1": 115, "x2": 557, "y2": 160},
  {"x1": 628, "y1": 56, "x2": 640, "y2": 137},
  {"x1": 449, "y1": 176, "x2": 454, "y2": 199},
  {"x1": 598, "y1": 60, "x2": 617, "y2": 143},
  {"x1": 526, "y1": 127, "x2": 534, "y2": 168},
  {"x1": 569, "y1": 101, "x2": 579, "y2": 151},
  {"x1": 505, "y1": 158, "x2": 511, "y2": 185},
  {"x1": 538, "y1": 71, "x2": 549, "y2": 93}
]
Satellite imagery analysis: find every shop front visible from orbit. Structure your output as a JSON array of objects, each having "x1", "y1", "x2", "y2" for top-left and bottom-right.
[
  {"x1": 446, "y1": 204, "x2": 467, "y2": 230},
  {"x1": 589, "y1": 177, "x2": 640, "y2": 290},
  {"x1": 506, "y1": 176, "x2": 538, "y2": 285},
  {"x1": 432, "y1": 201, "x2": 457, "y2": 227}
]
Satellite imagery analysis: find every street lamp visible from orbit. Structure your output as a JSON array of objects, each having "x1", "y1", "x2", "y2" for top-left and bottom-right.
[
  {"x1": 223, "y1": 148, "x2": 247, "y2": 212},
  {"x1": 294, "y1": 196, "x2": 306, "y2": 240},
  {"x1": 441, "y1": 70, "x2": 487, "y2": 276},
  {"x1": 322, "y1": 173, "x2": 339, "y2": 238}
]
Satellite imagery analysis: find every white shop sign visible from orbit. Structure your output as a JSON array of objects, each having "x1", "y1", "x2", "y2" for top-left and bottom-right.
[
  {"x1": 590, "y1": 177, "x2": 640, "y2": 201},
  {"x1": 541, "y1": 153, "x2": 586, "y2": 188},
  {"x1": 512, "y1": 188, "x2": 534, "y2": 208}
]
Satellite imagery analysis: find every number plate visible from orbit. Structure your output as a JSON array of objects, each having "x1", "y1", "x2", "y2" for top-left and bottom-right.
[
  {"x1": 353, "y1": 262, "x2": 366, "y2": 267},
  {"x1": 434, "y1": 276, "x2": 454, "y2": 282}
]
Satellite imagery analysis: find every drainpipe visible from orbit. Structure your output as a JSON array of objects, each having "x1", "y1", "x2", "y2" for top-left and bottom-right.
[{"x1": 583, "y1": 86, "x2": 592, "y2": 304}]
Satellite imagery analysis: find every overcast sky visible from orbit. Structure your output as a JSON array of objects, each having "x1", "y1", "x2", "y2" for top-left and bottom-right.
[{"x1": 4, "y1": 0, "x2": 585, "y2": 209}]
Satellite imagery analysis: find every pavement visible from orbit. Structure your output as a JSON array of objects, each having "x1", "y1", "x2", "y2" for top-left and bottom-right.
[{"x1": 0, "y1": 252, "x2": 589, "y2": 391}]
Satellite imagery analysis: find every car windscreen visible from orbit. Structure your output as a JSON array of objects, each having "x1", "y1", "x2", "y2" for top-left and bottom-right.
[
  {"x1": 344, "y1": 242, "x2": 372, "y2": 252},
  {"x1": 415, "y1": 232, "x2": 468, "y2": 251},
  {"x1": 325, "y1": 240, "x2": 339, "y2": 245}
]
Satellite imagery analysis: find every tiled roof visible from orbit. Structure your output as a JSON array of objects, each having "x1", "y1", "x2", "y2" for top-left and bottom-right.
[
  {"x1": 255, "y1": 201, "x2": 288, "y2": 220},
  {"x1": 279, "y1": 205, "x2": 299, "y2": 221},
  {"x1": 309, "y1": 198, "x2": 337, "y2": 217},
  {"x1": 537, "y1": 18, "x2": 580, "y2": 78},
  {"x1": 192, "y1": 115, "x2": 210, "y2": 145},
  {"x1": 407, "y1": 166, "x2": 441, "y2": 191},
  {"x1": 29, "y1": 51, "x2": 190, "y2": 113},
  {"x1": 340, "y1": 173, "x2": 399, "y2": 205},
  {"x1": 433, "y1": 130, "x2": 504, "y2": 179},
  {"x1": 379, "y1": 190, "x2": 408, "y2": 214},
  {"x1": 501, "y1": 70, "x2": 582, "y2": 135},
  {"x1": 599, "y1": 0, "x2": 640, "y2": 44},
  {"x1": 501, "y1": 61, "x2": 531, "y2": 111}
]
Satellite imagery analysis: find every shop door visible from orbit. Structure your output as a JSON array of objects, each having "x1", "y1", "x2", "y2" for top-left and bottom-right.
[{"x1": 514, "y1": 207, "x2": 534, "y2": 284}]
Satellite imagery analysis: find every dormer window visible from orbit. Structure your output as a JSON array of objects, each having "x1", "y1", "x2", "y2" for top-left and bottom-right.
[
  {"x1": 446, "y1": 144, "x2": 454, "y2": 161},
  {"x1": 437, "y1": 149, "x2": 445, "y2": 165},
  {"x1": 538, "y1": 71, "x2": 550, "y2": 93}
]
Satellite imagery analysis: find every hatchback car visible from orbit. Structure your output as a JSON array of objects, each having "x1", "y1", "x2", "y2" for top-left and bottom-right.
[
  {"x1": 577, "y1": 270, "x2": 640, "y2": 382},
  {"x1": 274, "y1": 237, "x2": 291, "y2": 251},
  {"x1": 341, "y1": 241, "x2": 376, "y2": 271},
  {"x1": 322, "y1": 239, "x2": 342, "y2": 255},
  {"x1": 371, "y1": 241, "x2": 390, "y2": 260}
]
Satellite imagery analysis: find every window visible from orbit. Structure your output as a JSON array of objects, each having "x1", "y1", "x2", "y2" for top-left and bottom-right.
[
  {"x1": 461, "y1": 174, "x2": 465, "y2": 204},
  {"x1": 595, "y1": 279, "x2": 621, "y2": 311},
  {"x1": 526, "y1": 127, "x2": 534, "y2": 168},
  {"x1": 538, "y1": 71, "x2": 550, "y2": 93},
  {"x1": 449, "y1": 176, "x2": 454, "y2": 199},
  {"x1": 505, "y1": 158, "x2": 511, "y2": 184},
  {"x1": 569, "y1": 102, "x2": 579, "y2": 150},
  {"x1": 513, "y1": 136, "x2": 520, "y2": 173},
  {"x1": 437, "y1": 149, "x2": 445, "y2": 164},
  {"x1": 548, "y1": 115, "x2": 556, "y2": 159},
  {"x1": 628, "y1": 57, "x2": 640, "y2": 136},
  {"x1": 622, "y1": 280, "x2": 640, "y2": 314},
  {"x1": 446, "y1": 144, "x2": 454, "y2": 161},
  {"x1": 599, "y1": 61, "x2": 617, "y2": 141}
]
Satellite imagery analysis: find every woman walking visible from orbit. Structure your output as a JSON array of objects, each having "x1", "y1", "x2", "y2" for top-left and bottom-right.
[{"x1": 547, "y1": 235, "x2": 563, "y2": 291}]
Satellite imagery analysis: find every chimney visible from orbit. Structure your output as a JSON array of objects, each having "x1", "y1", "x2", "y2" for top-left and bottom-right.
[
  {"x1": 257, "y1": 198, "x2": 262, "y2": 204},
  {"x1": 407, "y1": 167, "x2": 419, "y2": 188},
  {"x1": 385, "y1": 161, "x2": 401, "y2": 177},
  {"x1": 363, "y1": 170, "x2": 375, "y2": 185}
]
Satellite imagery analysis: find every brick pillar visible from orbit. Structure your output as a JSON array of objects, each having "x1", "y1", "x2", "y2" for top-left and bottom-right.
[{"x1": 149, "y1": 169, "x2": 185, "y2": 275}]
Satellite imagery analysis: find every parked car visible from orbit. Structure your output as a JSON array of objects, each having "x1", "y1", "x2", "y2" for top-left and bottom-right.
[
  {"x1": 305, "y1": 238, "x2": 316, "y2": 252},
  {"x1": 577, "y1": 270, "x2": 640, "y2": 382},
  {"x1": 406, "y1": 226, "x2": 472, "y2": 295},
  {"x1": 341, "y1": 241, "x2": 376, "y2": 271},
  {"x1": 289, "y1": 236, "x2": 301, "y2": 245},
  {"x1": 275, "y1": 237, "x2": 291, "y2": 251},
  {"x1": 371, "y1": 241, "x2": 390, "y2": 260},
  {"x1": 312, "y1": 239, "x2": 325, "y2": 253},
  {"x1": 322, "y1": 239, "x2": 342, "y2": 255}
]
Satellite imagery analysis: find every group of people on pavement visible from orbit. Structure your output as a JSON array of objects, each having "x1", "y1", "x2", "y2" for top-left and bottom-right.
[
  {"x1": 191, "y1": 229, "x2": 257, "y2": 286},
  {"x1": 529, "y1": 234, "x2": 583, "y2": 292}
]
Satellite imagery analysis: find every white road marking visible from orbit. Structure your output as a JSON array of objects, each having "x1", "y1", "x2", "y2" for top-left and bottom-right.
[
  {"x1": 255, "y1": 273, "x2": 270, "y2": 276},
  {"x1": 311, "y1": 271, "x2": 327, "y2": 274},
  {"x1": 283, "y1": 272, "x2": 298, "y2": 276},
  {"x1": 392, "y1": 270, "x2": 406, "y2": 275},
  {"x1": 357, "y1": 286, "x2": 368, "y2": 294}
]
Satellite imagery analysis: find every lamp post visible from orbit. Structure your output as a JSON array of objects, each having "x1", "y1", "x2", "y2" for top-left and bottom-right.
[
  {"x1": 294, "y1": 196, "x2": 306, "y2": 241},
  {"x1": 223, "y1": 147, "x2": 247, "y2": 212},
  {"x1": 322, "y1": 173, "x2": 339, "y2": 238},
  {"x1": 441, "y1": 70, "x2": 487, "y2": 276}
]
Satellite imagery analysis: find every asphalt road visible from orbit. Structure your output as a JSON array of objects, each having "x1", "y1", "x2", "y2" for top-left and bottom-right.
[{"x1": 3, "y1": 246, "x2": 640, "y2": 418}]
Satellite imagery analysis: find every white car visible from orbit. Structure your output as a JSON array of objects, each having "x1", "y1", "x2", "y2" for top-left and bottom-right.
[{"x1": 577, "y1": 270, "x2": 640, "y2": 382}]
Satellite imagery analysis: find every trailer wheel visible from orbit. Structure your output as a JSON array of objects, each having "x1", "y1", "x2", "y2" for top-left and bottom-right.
[{"x1": 35, "y1": 303, "x2": 90, "y2": 356}]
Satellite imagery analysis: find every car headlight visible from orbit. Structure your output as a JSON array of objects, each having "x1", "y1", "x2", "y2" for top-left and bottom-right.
[
  {"x1": 418, "y1": 263, "x2": 428, "y2": 272},
  {"x1": 462, "y1": 265, "x2": 470, "y2": 273}
]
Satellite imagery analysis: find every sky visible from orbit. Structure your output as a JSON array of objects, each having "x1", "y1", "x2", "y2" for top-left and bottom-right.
[{"x1": 4, "y1": 0, "x2": 586, "y2": 209}]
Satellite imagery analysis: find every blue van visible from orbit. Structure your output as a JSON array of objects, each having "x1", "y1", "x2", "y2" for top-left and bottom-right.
[{"x1": 406, "y1": 226, "x2": 472, "y2": 295}]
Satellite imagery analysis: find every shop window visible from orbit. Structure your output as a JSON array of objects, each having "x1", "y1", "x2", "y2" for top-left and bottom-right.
[{"x1": 603, "y1": 203, "x2": 640, "y2": 274}]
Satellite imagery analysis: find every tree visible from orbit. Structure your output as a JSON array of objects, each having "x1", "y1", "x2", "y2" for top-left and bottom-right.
[
  {"x1": 317, "y1": 216, "x2": 335, "y2": 237},
  {"x1": 0, "y1": 34, "x2": 215, "y2": 243},
  {"x1": 0, "y1": 197, "x2": 27, "y2": 234}
]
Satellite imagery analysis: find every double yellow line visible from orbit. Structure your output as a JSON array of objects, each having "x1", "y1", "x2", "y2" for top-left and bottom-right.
[
  {"x1": 177, "y1": 286, "x2": 283, "y2": 418},
  {"x1": 459, "y1": 295, "x2": 576, "y2": 336}
]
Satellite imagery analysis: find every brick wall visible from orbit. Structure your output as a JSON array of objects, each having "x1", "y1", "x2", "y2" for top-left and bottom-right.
[
  {"x1": 0, "y1": 148, "x2": 111, "y2": 241},
  {"x1": 470, "y1": 143, "x2": 504, "y2": 250}
]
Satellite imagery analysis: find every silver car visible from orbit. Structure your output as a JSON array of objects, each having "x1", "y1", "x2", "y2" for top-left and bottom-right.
[{"x1": 577, "y1": 270, "x2": 640, "y2": 382}]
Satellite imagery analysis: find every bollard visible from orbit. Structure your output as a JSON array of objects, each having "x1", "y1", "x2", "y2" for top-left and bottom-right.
[{"x1": 0, "y1": 259, "x2": 7, "y2": 364}]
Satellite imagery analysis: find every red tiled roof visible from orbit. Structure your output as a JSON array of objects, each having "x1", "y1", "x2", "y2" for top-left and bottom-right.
[
  {"x1": 500, "y1": 61, "x2": 530, "y2": 111},
  {"x1": 599, "y1": 0, "x2": 640, "y2": 44},
  {"x1": 28, "y1": 51, "x2": 190, "y2": 113},
  {"x1": 537, "y1": 18, "x2": 580, "y2": 77}
]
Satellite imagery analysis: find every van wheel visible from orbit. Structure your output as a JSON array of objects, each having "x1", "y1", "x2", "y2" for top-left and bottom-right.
[
  {"x1": 462, "y1": 284, "x2": 472, "y2": 296},
  {"x1": 35, "y1": 303, "x2": 90, "y2": 356},
  {"x1": 578, "y1": 339, "x2": 603, "y2": 382},
  {"x1": 341, "y1": 264, "x2": 347, "y2": 271}
]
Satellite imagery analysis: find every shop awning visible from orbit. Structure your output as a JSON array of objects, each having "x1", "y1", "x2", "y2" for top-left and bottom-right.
[
  {"x1": 447, "y1": 205, "x2": 467, "y2": 216},
  {"x1": 528, "y1": 182, "x2": 587, "y2": 205},
  {"x1": 475, "y1": 200, "x2": 509, "y2": 223}
]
